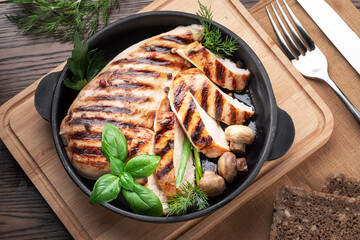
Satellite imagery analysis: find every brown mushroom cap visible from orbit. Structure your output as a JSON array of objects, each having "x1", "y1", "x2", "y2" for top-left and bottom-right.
[
  {"x1": 199, "y1": 170, "x2": 226, "y2": 197},
  {"x1": 218, "y1": 152, "x2": 238, "y2": 183},
  {"x1": 225, "y1": 125, "x2": 255, "y2": 144}
]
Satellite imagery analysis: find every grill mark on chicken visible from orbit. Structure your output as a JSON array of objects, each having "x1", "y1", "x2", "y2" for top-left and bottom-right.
[
  {"x1": 154, "y1": 117, "x2": 175, "y2": 144},
  {"x1": 112, "y1": 57, "x2": 176, "y2": 67},
  {"x1": 156, "y1": 161, "x2": 174, "y2": 179},
  {"x1": 230, "y1": 106, "x2": 237, "y2": 125},
  {"x1": 70, "y1": 117, "x2": 141, "y2": 129},
  {"x1": 191, "y1": 120, "x2": 205, "y2": 143},
  {"x1": 93, "y1": 94, "x2": 151, "y2": 103},
  {"x1": 200, "y1": 80, "x2": 209, "y2": 112},
  {"x1": 100, "y1": 69, "x2": 160, "y2": 78},
  {"x1": 143, "y1": 45, "x2": 172, "y2": 54},
  {"x1": 70, "y1": 132, "x2": 102, "y2": 140},
  {"x1": 187, "y1": 47, "x2": 206, "y2": 56},
  {"x1": 215, "y1": 90, "x2": 224, "y2": 119},
  {"x1": 74, "y1": 105, "x2": 134, "y2": 114},
  {"x1": 203, "y1": 64, "x2": 211, "y2": 79},
  {"x1": 72, "y1": 146, "x2": 104, "y2": 157},
  {"x1": 195, "y1": 135, "x2": 213, "y2": 148},
  {"x1": 173, "y1": 80, "x2": 187, "y2": 112},
  {"x1": 161, "y1": 35, "x2": 192, "y2": 45},
  {"x1": 155, "y1": 139, "x2": 174, "y2": 157},
  {"x1": 231, "y1": 73, "x2": 237, "y2": 90},
  {"x1": 137, "y1": 178, "x2": 148, "y2": 186},
  {"x1": 215, "y1": 60, "x2": 226, "y2": 85},
  {"x1": 128, "y1": 140, "x2": 146, "y2": 159},
  {"x1": 109, "y1": 81, "x2": 154, "y2": 90},
  {"x1": 183, "y1": 97, "x2": 196, "y2": 130}
]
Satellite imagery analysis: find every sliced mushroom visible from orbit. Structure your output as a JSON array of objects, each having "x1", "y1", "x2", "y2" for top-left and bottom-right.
[
  {"x1": 198, "y1": 170, "x2": 226, "y2": 197},
  {"x1": 225, "y1": 125, "x2": 255, "y2": 153}
]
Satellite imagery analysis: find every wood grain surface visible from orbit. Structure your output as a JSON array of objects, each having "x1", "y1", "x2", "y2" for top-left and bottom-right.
[{"x1": 0, "y1": 0, "x2": 359, "y2": 239}]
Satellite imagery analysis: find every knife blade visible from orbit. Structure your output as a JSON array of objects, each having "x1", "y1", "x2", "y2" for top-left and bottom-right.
[{"x1": 297, "y1": 0, "x2": 360, "y2": 75}]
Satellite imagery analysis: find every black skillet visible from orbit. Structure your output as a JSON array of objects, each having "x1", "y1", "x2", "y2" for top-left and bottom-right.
[{"x1": 34, "y1": 11, "x2": 295, "y2": 223}]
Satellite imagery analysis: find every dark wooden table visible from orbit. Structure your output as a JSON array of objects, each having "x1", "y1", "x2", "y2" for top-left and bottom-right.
[{"x1": 0, "y1": 0, "x2": 359, "y2": 239}]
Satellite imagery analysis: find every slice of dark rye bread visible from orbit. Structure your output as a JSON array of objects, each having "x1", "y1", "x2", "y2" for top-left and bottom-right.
[
  {"x1": 269, "y1": 185, "x2": 360, "y2": 240},
  {"x1": 322, "y1": 173, "x2": 360, "y2": 198}
]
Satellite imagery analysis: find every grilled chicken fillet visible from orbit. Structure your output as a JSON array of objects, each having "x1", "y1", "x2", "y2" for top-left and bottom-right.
[
  {"x1": 168, "y1": 77, "x2": 229, "y2": 158},
  {"x1": 176, "y1": 41, "x2": 250, "y2": 90},
  {"x1": 179, "y1": 68, "x2": 254, "y2": 125},
  {"x1": 154, "y1": 111, "x2": 195, "y2": 199},
  {"x1": 59, "y1": 25, "x2": 204, "y2": 180}
]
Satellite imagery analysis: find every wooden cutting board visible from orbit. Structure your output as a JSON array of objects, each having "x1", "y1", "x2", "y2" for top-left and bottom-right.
[{"x1": 0, "y1": 0, "x2": 334, "y2": 239}]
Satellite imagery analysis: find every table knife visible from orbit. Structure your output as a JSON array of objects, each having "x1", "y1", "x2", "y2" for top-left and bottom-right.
[{"x1": 297, "y1": 0, "x2": 360, "y2": 75}]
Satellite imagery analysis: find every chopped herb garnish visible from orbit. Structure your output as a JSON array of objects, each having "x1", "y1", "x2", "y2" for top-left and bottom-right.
[
  {"x1": 197, "y1": 1, "x2": 239, "y2": 58},
  {"x1": 165, "y1": 181, "x2": 209, "y2": 216}
]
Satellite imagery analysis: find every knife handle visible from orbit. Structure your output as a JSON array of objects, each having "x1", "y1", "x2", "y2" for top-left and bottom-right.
[{"x1": 324, "y1": 75, "x2": 360, "y2": 125}]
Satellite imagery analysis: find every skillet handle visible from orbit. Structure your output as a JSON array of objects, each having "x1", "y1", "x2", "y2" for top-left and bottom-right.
[
  {"x1": 34, "y1": 71, "x2": 61, "y2": 122},
  {"x1": 267, "y1": 107, "x2": 295, "y2": 160}
]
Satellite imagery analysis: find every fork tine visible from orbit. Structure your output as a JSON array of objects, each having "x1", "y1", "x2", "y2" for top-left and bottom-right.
[
  {"x1": 276, "y1": 0, "x2": 307, "y2": 53},
  {"x1": 283, "y1": 0, "x2": 315, "y2": 50},
  {"x1": 265, "y1": 7, "x2": 295, "y2": 60},
  {"x1": 270, "y1": 3, "x2": 301, "y2": 58}
]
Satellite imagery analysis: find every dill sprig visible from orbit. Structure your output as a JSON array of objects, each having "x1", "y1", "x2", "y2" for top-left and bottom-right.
[
  {"x1": 196, "y1": 1, "x2": 239, "y2": 58},
  {"x1": 165, "y1": 181, "x2": 209, "y2": 216},
  {"x1": 6, "y1": 0, "x2": 120, "y2": 43}
]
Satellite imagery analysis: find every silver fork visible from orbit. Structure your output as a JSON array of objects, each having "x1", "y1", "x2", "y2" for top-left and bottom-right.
[{"x1": 266, "y1": 0, "x2": 360, "y2": 124}]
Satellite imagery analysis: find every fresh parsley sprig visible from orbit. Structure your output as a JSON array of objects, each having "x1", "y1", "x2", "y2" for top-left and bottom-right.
[
  {"x1": 64, "y1": 32, "x2": 106, "y2": 91},
  {"x1": 196, "y1": 1, "x2": 239, "y2": 58},
  {"x1": 89, "y1": 123, "x2": 163, "y2": 217},
  {"x1": 165, "y1": 181, "x2": 209, "y2": 216},
  {"x1": 6, "y1": 0, "x2": 120, "y2": 42}
]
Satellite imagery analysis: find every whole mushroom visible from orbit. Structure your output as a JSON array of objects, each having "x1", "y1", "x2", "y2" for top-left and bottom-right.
[
  {"x1": 218, "y1": 152, "x2": 249, "y2": 183},
  {"x1": 218, "y1": 152, "x2": 237, "y2": 183},
  {"x1": 198, "y1": 170, "x2": 226, "y2": 197},
  {"x1": 225, "y1": 125, "x2": 255, "y2": 153}
]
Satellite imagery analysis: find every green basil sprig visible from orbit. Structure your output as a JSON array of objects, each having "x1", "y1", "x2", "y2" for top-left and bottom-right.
[{"x1": 89, "y1": 123, "x2": 163, "y2": 216}]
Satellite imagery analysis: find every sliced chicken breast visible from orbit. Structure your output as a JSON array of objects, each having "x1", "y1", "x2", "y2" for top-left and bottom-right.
[
  {"x1": 176, "y1": 41, "x2": 250, "y2": 90},
  {"x1": 154, "y1": 111, "x2": 195, "y2": 199},
  {"x1": 179, "y1": 68, "x2": 254, "y2": 125},
  {"x1": 130, "y1": 130, "x2": 168, "y2": 212},
  {"x1": 168, "y1": 78, "x2": 229, "y2": 158},
  {"x1": 60, "y1": 25, "x2": 204, "y2": 180}
]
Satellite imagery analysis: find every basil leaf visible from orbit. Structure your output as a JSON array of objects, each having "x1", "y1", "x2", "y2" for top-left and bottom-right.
[
  {"x1": 125, "y1": 155, "x2": 161, "y2": 179},
  {"x1": 101, "y1": 123, "x2": 128, "y2": 162},
  {"x1": 122, "y1": 182, "x2": 163, "y2": 216},
  {"x1": 89, "y1": 174, "x2": 121, "y2": 205},
  {"x1": 119, "y1": 172, "x2": 134, "y2": 191},
  {"x1": 109, "y1": 157, "x2": 125, "y2": 176}
]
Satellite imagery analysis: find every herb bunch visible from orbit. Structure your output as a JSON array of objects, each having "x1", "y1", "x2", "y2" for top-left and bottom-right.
[
  {"x1": 64, "y1": 32, "x2": 106, "y2": 90},
  {"x1": 165, "y1": 181, "x2": 209, "y2": 216},
  {"x1": 6, "y1": 0, "x2": 120, "y2": 42},
  {"x1": 196, "y1": 1, "x2": 239, "y2": 58},
  {"x1": 90, "y1": 123, "x2": 163, "y2": 217}
]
